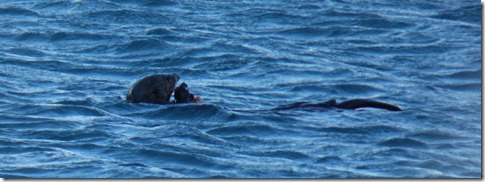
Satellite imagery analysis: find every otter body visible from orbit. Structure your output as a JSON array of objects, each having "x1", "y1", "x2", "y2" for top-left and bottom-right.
[{"x1": 126, "y1": 74, "x2": 179, "y2": 104}]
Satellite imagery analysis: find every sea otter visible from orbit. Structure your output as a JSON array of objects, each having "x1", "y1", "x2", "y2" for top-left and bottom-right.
[
  {"x1": 126, "y1": 74, "x2": 201, "y2": 104},
  {"x1": 126, "y1": 74, "x2": 400, "y2": 111},
  {"x1": 126, "y1": 74, "x2": 179, "y2": 104}
]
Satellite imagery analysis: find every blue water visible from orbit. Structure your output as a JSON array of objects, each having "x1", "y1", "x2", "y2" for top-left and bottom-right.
[{"x1": 0, "y1": 0, "x2": 481, "y2": 178}]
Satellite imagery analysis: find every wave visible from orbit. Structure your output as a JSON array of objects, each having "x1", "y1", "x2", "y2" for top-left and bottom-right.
[
  {"x1": 22, "y1": 129, "x2": 114, "y2": 142},
  {"x1": 15, "y1": 32, "x2": 46, "y2": 41},
  {"x1": 332, "y1": 84, "x2": 385, "y2": 95},
  {"x1": 50, "y1": 32, "x2": 107, "y2": 42},
  {"x1": 32, "y1": 1, "x2": 76, "y2": 11},
  {"x1": 432, "y1": 5, "x2": 481, "y2": 24},
  {"x1": 353, "y1": 17, "x2": 414, "y2": 29},
  {"x1": 0, "y1": 115, "x2": 83, "y2": 130},
  {"x1": 352, "y1": 44, "x2": 450, "y2": 54},
  {"x1": 0, "y1": 58, "x2": 78, "y2": 75},
  {"x1": 443, "y1": 70, "x2": 481, "y2": 80},
  {"x1": 378, "y1": 138, "x2": 429, "y2": 148},
  {"x1": 276, "y1": 27, "x2": 338, "y2": 38},
  {"x1": 433, "y1": 83, "x2": 481, "y2": 92},
  {"x1": 315, "y1": 156, "x2": 343, "y2": 164},
  {"x1": 253, "y1": 11, "x2": 309, "y2": 24},
  {"x1": 407, "y1": 130, "x2": 466, "y2": 141},
  {"x1": 16, "y1": 31, "x2": 108, "y2": 42},
  {"x1": 84, "y1": 9, "x2": 172, "y2": 24},
  {"x1": 192, "y1": 56, "x2": 252, "y2": 71},
  {"x1": 115, "y1": 39, "x2": 172, "y2": 54},
  {"x1": 396, "y1": 32, "x2": 440, "y2": 44},
  {"x1": 131, "y1": 104, "x2": 228, "y2": 121},
  {"x1": 0, "y1": 145, "x2": 59, "y2": 155},
  {"x1": 133, "y1": 149, "x2": 233, "y2": 170},
  {"x1": 4, "y1": 48, "x2": 47, "y2": 57},
  {"x1": 0, "y1": 7, "x2": 40, "y2": 17},
  {"x1": 146, "y1": 28, "x2": 173, "y2": 36},
  {"x1": 7, "y1": 104, "x2": 108, "y2": 117},
  {"x1": 246, "y1": 150, "x2": 312, "y2": 160},
  {"x1": 318, "y1": 125, "x2": 404, "y2": 135},
  {"x1": 284, "y1": 83, "x2": 385, "y2": 96},
  {"x1": 109, "y1": 0, "x2": 178, "y2": 7},
  {"x1": 206, "y1": 124, "x2": 280, "y2": 136}
]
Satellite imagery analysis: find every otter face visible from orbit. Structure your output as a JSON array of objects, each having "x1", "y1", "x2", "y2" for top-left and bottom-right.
[{"x1": 174, "y1": 82, "x2": 190, "y2": 103}]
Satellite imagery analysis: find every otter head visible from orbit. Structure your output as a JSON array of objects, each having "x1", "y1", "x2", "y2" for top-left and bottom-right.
[
  {"x1": 127, "y1": 74, "x2": 180, "y2": 104},
  {"x1": 174, "y1": 82, "x2": 190, "y2": 103}
]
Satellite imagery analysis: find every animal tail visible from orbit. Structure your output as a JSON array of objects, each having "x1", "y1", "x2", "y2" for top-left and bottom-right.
[{"x1": 336, "y1": 99, "x2": 402, "y2": 111}]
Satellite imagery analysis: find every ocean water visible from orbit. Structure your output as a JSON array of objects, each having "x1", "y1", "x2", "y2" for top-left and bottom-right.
[{"x1": 0, "y1": 0, "x2": 481, "y2": 178}]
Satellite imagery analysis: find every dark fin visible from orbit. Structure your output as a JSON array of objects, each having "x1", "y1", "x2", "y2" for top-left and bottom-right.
[{"x1": 336, "y1": 99, "x2": 402, "y2": 111}]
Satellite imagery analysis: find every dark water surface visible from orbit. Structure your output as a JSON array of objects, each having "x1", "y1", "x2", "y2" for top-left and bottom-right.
[{"x1": 0, "y1": 0, "x2": 481, "y2": 178}]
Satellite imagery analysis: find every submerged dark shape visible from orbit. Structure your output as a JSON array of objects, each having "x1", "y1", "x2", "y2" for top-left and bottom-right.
[
  {"x1": 126, "y1": 74, "x2": 400, "y2": 111},
  {"x1": 336, "y1": 99, "x2": 402, "y2": 111},
  {"x1": 272, "y1": 99, "x2": 402, "y2": 111},
  {"x1": 126, "y1": 74, "x2": 179, "y2": 104}
]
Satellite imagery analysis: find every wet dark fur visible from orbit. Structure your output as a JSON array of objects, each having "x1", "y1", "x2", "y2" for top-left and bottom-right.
[
  {"x1": 126, "y1": 74, "x2": 179, "y2": 104},
  {"x1": 174, "y1": 83, "x2": 190, "y2": 103}
]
